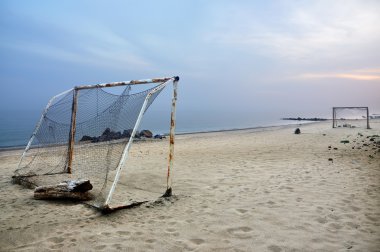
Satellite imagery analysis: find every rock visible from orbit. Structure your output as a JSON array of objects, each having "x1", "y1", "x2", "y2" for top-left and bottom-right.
[
  {"x1": 98, "y1": 134, "x2": 109, "y2": 142},
  {"x1": 140, "y1": 130, "x2": 153, "y2": 138},
  {"x1": 80, "y1": 135, "x2": 94, "y2": 142},
  {"x1": 112, "y1": 131, "x2": 122, "y2": 140},
  {"x1": 154, "y1": 134, "x2": 166, "y2": 139},
  {"x1": 134, "y1": 131, "x2": 141, "y2": 139},
  {"x1": 91, "y1": 137, "x2": 99, "y2": 143},
  {"x1": 294, "y1": 128, "x2": 301, "y2": 134},
  {"x1": 121, "y1": 129, "x2": 141, "y2": 139},
  {"x1": 102, "y1": 128, "x2": 111, "y2": 136},
  {"x1": 90, "y1": 127, "x2": 144, "y2": 143},
  {"x1": 282, "y1": 117, "x2": 327, "y2": 121},
  {"x1": 122, "y1": 129, "x2": 133, "y2": 138},
  {"x1": 96, "y1": 128, "x2": 123, "y2": 142}
]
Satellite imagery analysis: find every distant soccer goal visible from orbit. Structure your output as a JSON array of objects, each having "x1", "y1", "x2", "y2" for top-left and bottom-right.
[
  {"x1": 13, "y1": 76, "x2": 179, "y2": 211},
  {"x1": 332, "y1": 107, "x2": 370, "y2": 129}
]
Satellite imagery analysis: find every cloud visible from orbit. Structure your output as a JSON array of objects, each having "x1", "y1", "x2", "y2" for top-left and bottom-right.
[
  {"x1": 0, "y1": 15, "x2": 153, "y2": 71},
  {"x1": 354, "y1": 68, "x2": 380, "y2": 74},
  {"x1": 203, "y1": 1, "x2": 380, "y2": 61},
  {"x1": 297, "y1": 68, "x2": 380, "y2": 81}
]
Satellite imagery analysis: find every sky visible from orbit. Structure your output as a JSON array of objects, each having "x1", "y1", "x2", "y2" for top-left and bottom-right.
[{"x1": 1, "y1": 0, "x2": 379, "y2": 122}]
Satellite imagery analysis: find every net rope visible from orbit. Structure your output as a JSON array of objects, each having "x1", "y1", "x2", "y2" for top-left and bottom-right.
[{"x1": 14, "y1": 82, "x2": 165, "y2": 208}]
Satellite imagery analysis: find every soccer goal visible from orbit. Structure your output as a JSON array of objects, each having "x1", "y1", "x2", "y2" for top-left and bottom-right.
[
  {"x1": 13, "y1": 76, "x2": 179, "y2": 211},
  {"x1": 332, "y1": 107, "x2": 370, "y2": 129}
]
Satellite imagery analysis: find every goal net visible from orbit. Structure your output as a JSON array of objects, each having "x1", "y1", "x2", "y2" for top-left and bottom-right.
[
  {"x1": 13, "y1": 76, "x2": 179, "y2": 211},
  {"x1": 332, "y1": 107, "x2": 370, "y2": 129}
]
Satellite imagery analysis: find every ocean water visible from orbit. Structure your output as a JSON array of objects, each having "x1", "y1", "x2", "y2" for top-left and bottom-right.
[
  {"x1": 0, "y1": 110, "x2": 41, "y2": 148},
  {"x1": 0, "y1": 108, "x2": 304, "y2": 149}
]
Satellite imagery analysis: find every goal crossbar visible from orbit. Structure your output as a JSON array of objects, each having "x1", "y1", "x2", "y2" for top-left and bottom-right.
[{"x1": 75, "y1": 77, "x2": 174, "y2": 90}]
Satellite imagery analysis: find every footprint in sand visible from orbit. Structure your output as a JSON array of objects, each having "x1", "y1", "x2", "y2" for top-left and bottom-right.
[
  {"x1": 112, "y1": 243, "x2": 124, "y2": 250},
  {"x1": 166, "y1": 227, "x2": 177, "y2": 233},
  {"x1": 47, "y1": 237, "x2": 65, "y2": 243},
  {"x1": 364, "y1": 214, "x2": 377, "y2": 222},
  {"x1": 94, "y1": 245, "x2": 107, "y2": 250},
  {"x1": 267, "y1": 200, "x2": 276, "y2": 207},
  {"x1": 50, "y1": 243, "x2": 64, "y2": 249},
  {"x1": 328, "y1": 223, "x2": 343, "y2": 230},
  {"x1": 235, "y1": 208, "x2": 248, "y2": 214},
  {"x1": 47, "y1": 236, "x2": 65, "y2": 249},
  {"x1": 268, "y1": 244, "x2": 282, "y2": 252},
  {"x1": 350, "y1": 205, "x2": 361, "y2": 212},
  {"x1": 100, "y1": 232, "x2": 112, "y2": 236},
  {"x1": 145, "y1": 238, "x2": 157, "y2": 244},
  {"x1": 315, "y1": 217, "x2": 328, "y2": 224},
  {"x1": 227, "y1": 226, "x2": 253, "y2": 239},
  {"x1": 345, "y1": 221, "x2": 360, "y2": 229},
  {"x1": 116, "y1": 230, "x2": 130, "y2": 236},
  {"x1": 189, "y1": 238, "x2": 205, "y2": 245}
]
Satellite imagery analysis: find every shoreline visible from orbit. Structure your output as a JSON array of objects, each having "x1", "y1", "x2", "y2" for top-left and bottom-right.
[
  {"x1": 0, "y1": 120, "x2": 318, "y2": 152},
  {"x1": 176, "y1": 120, "x2": 317, "y2": 135}
]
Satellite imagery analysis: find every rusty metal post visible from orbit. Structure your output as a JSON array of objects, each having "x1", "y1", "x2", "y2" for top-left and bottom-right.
[
  {"x1": 366, "y1": 107, "x2": 370, "y2": 129},
  {"x1": 332, "y1": 107, "x2": 335, "y2": 128},
  {"x1": 165, "y1": 76, "x2": 179, "y2": 195},
  {"x1": 66, "y1": 88, "x2": 79, "y2": 174}
]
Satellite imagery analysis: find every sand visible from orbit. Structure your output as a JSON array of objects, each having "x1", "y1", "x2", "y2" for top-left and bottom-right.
[{"x1": 0, "y1": 120, "x2": 379, "y2": 251}]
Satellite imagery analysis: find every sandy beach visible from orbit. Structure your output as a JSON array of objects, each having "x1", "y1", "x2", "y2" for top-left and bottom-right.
[{"x1": 0, "y1": 120, "x2": 379, "y2": 251}]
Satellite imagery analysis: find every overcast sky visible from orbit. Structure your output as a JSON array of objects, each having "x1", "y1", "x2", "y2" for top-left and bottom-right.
[{"x1": 1, "y1": 0, "x2": 379, "y2": 119}]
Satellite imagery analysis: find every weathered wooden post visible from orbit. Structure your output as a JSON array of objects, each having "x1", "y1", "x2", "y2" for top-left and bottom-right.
[
  {"x1": 366, "y1": 106, "x2": 370, "y2": 129},
  {"x1": 66, "y1": 88, "x2": 79, "y2": 174},
  {"x1": 332, "y1": 107, "x2": 336, "y2": 128}
]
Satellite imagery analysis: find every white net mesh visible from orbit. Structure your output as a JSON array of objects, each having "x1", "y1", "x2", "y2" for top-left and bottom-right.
[{"x1": 14, "y1": 78, "x2": 175, "y2": 209}]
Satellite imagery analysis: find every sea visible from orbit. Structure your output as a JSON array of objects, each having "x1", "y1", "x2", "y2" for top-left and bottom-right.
[{"x1": 0, "y1": 109, "x2": 310, "y2": 149}]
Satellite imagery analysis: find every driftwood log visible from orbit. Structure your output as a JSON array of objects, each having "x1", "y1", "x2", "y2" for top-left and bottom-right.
[{"x1": 34, "y1": 179, "x2": 93, "y2": 200}]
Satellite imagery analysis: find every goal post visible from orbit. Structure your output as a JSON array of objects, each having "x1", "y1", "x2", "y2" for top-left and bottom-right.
[
  {"x1": 332, "y1": 107, "x2": 370, "y2": 129},
  {"x1": 14, "y1": 76, "x2": 180, "y2": 211},
  {"x1": 103, "y1": 79, "x2": 177, "y2": 208}
]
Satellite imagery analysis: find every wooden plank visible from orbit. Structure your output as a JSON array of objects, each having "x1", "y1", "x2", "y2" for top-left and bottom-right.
[{"x1": 34, "y1": 179, "x2": 93, "y2": 200}]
